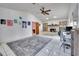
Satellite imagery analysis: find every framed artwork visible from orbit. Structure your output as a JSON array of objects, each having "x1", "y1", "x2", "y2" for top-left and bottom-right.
[
  {"x1": 19, "y1": 16, "x2": 22, "y2": 19},
  {"x1": 28, "y1": 21, "x2": 31, "y2": 25},
  {"x1": 14, "y1": 19, "x2": 17, "y2": 23},
  {"x1": 7, "y1": 20, "x2": 13, "y2": 26},
  {"x1": 0, "y1": 19, "x2": 6, "y2": 24},
  {"x1": 22, "y1": 21, "x2": 27, "y2": 28}
]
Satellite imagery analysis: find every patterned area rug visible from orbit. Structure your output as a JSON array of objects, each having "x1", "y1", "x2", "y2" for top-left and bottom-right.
[{"x1": 7, "y1": 36, "x2": 51, "y2": 56}]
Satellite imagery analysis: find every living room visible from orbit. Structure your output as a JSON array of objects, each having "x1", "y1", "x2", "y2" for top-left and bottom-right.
[{"x1": 0, "y1": 3, "x2": 78, "y2": 56}]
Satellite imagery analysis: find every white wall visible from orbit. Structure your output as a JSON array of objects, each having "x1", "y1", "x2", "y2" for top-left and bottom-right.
[
  {"x1": 68, "y1": 3, "x2": 78, "y2": 27},
  {"x1": 0, "y1": 7, "x2": 42, "y2": 43},
  {"x1": 78, "y1": 3, "x2": 79, "y2": 28}
]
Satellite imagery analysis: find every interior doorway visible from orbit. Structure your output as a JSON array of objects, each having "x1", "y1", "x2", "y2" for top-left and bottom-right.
[
  {"x1": 32, "y1": 22, "x2": 40, "y2": 35},
  {"x1": 43, "y1": 23, "x2": 48, "y2": 32}
]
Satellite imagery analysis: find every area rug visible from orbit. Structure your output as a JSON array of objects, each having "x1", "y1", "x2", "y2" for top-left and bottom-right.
[{"x1": 7, "y1": 36, "x2": 51, "y2": 56}]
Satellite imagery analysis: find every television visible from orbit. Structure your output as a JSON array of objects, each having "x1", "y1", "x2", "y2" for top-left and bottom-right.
[{"x1": 66, "y1": 26, "x2": 72, "y2": 31}]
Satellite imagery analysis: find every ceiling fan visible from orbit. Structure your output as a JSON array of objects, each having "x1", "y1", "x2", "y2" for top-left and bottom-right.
[{"x1": 40, "y1": 7, "x2": 51, "y2": 15}]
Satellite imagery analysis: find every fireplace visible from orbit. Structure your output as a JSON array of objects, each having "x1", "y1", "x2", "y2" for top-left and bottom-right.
[{"x1": 50, "y1": 28, "x2": 56, "y2": 32}]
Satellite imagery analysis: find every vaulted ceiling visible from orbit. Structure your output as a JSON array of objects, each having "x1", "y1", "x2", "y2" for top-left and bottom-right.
[{"x1": 0, "y1": 3, "x2": 75, "y2": 21}]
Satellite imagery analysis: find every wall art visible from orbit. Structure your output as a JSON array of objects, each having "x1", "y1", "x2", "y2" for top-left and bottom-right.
[
  {"x1": 19, "y1": 16, "x2": 22, "y2": 19},
  {"x1": 0, "y1": 19, "x2": 6, "y2": 24},
  {"x1": 14, "y1": 19, "x2": 18, "y2": 23},
  {"x1": 28, "y1": 21, "x2": 31, "y2": 26},
  {"x1": 22, "y1": 21, "x2": 27, "y2": 28},
  {"x1": 7, "y1": 20, "x2": 13, "y2": 26}
]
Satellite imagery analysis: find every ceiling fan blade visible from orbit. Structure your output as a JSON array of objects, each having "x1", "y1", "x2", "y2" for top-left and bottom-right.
[
  {"x1": 43, "y1": 13, "x2": 46, "y2": 15},
  {"x1": 45, "y1": 12, "x2": 49, "y2": 15},
  {"x1": 40, "y1": 9, "x2": 43, "y2": 11},
  {"x1": 45, "y1": 10, "x2": 51, "y2": 12},
  {"x1": 40, "y1": 7, "x2": 45, "y2": 11},
  {"x1": 42, "y1": 7, "x2": 45, "y2": 10}
]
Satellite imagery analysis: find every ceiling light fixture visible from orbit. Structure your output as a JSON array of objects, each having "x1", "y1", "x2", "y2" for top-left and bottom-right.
[{"x1": 46, "y1": 18, "x2": 49, "y2": 20}]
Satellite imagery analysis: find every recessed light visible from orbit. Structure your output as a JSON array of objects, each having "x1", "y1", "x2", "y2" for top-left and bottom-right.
[{"x1": 46, "y1": 18, "x2": 49, "y2": 20}]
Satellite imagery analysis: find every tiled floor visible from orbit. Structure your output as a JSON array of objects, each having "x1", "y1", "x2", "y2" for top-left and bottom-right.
[
  {"x1": 36, "y1": 35, "x2": 71, "y2": 56},
  {"x1": 0, "y1": 35, "x2": 71, "y2": 56},
  {"x1": 40, "y1": 32, "x2": 58, "y2": 36},
  {"x1": 0, "y1": 43, "x2": 15, "y2": 56}
]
